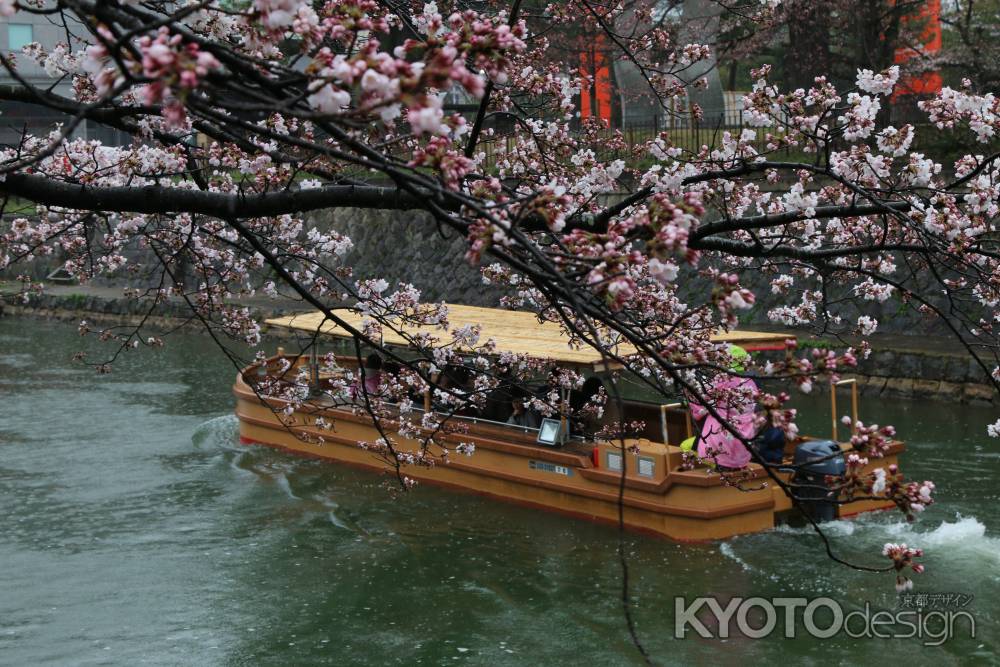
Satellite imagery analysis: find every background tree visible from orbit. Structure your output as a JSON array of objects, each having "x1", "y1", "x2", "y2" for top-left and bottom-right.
[
  {"x1": 940, "y1": 0, "x2": 1000, "y2": 89},
  {"x1": 718, "y1": 0, "x2": 931, "y2": 93}
]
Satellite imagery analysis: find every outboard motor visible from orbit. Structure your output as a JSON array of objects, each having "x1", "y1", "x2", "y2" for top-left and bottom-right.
[{"x1": 792, "y1": 440, "x2": 846, "y2": 522}]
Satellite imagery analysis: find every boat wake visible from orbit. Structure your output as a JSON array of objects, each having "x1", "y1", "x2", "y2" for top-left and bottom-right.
[
  {"x1": 274, "y1": 472, "x2": 300, "y2": 500},
  {"x1": 881, "y1": 515, "x2": 1000, "y2": 565},
  {"x1": 767, "y1": 513, "x2": 995, "y2": 548},
  {"x1": 191, "y1": 413, "x2": 369, "y2": 534},
  {"x1": 770, "y1": 519, "x2": 857, "y2": 537},
  {"x1": 718, "y1": 543, "x2": 783, "y2": 582},
  {"x1": 190, "y1": 414, "x2": 241, "y2": 451},
  {"x1": 721, "y1": 513, "x2": 1000, "y2": 588}
]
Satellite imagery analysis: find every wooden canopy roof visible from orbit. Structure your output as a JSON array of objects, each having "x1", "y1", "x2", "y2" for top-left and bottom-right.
[{"x1": 265, "y1": 304, "x2": 793, "y2": 367}]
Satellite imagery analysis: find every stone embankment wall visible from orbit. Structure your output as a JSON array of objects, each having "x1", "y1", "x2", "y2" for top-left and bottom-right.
[
  {"x1": 0, "y1": 207, "x2": 973, "y2": 335},
  {"x1": 2, "y1": 288, "x2": 995, "y2": 405},
  {"x1": 2, "y1": 207, "x2": 996, "y2": 404},
  {"x1": 848, "y1": 348, "x2": 995, "y2": 404},
  {"x1": 330, "y1": 209, "x2": 968, "y2": 337},
  {"x1": 2, "y1": 207, "x2": 500, "y2": 306},
  {"x1": 321, "y1": 208, "x2": 501, "y2": 305}
]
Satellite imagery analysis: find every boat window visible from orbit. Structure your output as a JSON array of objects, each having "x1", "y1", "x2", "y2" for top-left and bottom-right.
[
  {"x1": 609, "y1": 398, "x2": 689, "y2": 444},
  {"x1": 605, "y1": 451, "x2": 623, "y2": 472},
  {"x1": 637, "y1": 456, "x2": 655, "y2": 478}
]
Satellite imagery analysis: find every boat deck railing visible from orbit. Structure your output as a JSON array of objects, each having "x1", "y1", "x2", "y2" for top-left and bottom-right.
[{"x1": 247, "y1": 355, "x2": 706, "y2": 454}]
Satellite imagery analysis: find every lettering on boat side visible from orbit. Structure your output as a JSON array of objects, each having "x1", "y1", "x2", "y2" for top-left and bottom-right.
[{"x1": 529, "y1": 460, "x2": 573, "y2": 476}]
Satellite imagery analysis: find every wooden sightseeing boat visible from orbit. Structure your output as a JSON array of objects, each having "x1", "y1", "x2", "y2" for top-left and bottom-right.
[{"x1": 233, "y1": 305, "x2": 903, "y2": 541}]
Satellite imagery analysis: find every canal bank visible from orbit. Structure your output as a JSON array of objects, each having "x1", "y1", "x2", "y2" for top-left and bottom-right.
[{"x1": 1, "y1": 283, "x2": 996, "y2": 406}]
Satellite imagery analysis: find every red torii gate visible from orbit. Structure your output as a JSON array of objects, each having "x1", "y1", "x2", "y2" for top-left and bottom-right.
[
  {"x1": 893, "y1": 0, "x2": 942, "y2": 99},
  {"x1": 579, "y1": 35, "x2": 614, "y2": 126}
]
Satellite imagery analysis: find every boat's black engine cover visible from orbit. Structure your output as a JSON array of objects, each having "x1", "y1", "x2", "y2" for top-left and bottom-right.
[{"x1": 792, "y1": 440, "x2": 846, "y2": 522}]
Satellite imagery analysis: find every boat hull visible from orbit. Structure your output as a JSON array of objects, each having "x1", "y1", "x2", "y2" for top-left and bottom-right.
[{"x1": 233, "y1": 372, "x2": 900, "y2": 541}]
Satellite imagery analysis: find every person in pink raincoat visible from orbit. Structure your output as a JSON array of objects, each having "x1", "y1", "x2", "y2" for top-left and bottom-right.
[
  {"x1": 350, "y1": 353, "x2": 384, "y2": 400},
  {"x1": 688, "y1": 346, "x2": 759, "y2": 470}
]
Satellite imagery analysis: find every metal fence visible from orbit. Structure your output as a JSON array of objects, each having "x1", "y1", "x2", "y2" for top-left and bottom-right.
[{"x1": 474, "y1": 113, "x2": 797, "y2": 170}]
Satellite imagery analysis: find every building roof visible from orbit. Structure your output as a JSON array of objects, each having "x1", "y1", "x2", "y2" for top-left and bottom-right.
[{"x1": 265, "y1": 304, "x2": 793, "y2": 367}]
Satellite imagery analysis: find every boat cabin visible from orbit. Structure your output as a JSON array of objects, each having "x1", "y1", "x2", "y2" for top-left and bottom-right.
[{"x1": 260, "y1": 305, "x2": 792, "y2": 443}]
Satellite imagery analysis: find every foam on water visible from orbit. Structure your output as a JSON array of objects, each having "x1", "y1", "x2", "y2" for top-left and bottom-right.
[
  {"x1": 191, "y1": 414, "x2": 240, "y2": 451},
  {"x1": 718, "y1": 542, "x2": 782, "y2": 582},
  {"x1": 227, "y1": 450, "x2": 256, "y2": 479},
  {"x1": 922, "y1": 515, "x2": 991, "y2": 545},
  {"x1": 770, "y1": 518, "x2": 857, "y2": 537},
  {"x1": 718, "y1": 542, "x2": 754, "y2": 573},
  {"x1": 314, "y1": 495, "x2": 353, "y2": 530},
  {"x1": 723, "y1": 513, "x2": 1000, "y2": 588},
  {"x1": 879, "y1": 515, "x2": 1000, "y2": 565},
  {"x1": 274, "y1": 473, "x2": 300, "y2": 500},
  {"x1": 767, "y1": 512, "x2": 993, "y2": 552}
]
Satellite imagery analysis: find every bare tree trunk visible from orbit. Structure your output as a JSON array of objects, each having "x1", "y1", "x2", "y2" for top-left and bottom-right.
[{"x1": 784, "y1": 0, "x2": 832, "y2": 89}]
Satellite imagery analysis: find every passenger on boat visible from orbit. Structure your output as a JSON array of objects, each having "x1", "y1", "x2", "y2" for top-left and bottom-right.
[
  {"x1": 530, "y1": 366, "x2": 567, "y2": 421},
  {"x1": 688, "y1": 345, "x2": 758, "y2": 470},
  {"x1": 436, "y1": 365, "x2": 479, "y2": 416},
  {"x1": 507, "y1": 388, "x2": 541, "y2": 428},
  {"x1": 351, "y1": 353, "x2": 383, "y2": 400},
  {"x1": 481, "y1": 371, "x2": 515, "y2": 423},
  {"x1": 755, "y1": 425, "x2": 786, "y2": 464}
]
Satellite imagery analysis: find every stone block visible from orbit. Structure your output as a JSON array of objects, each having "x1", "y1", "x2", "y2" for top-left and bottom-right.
[
  {"x1": 884, "y1": 377, "x2": 914, "y2": 398},
  {"x1": 962, "y1": 383, "x2": 996, "y2": 404},
  {"x1": 912, "y1": 379, "x2": 941, "y2": 397},
  {"x1": 937, "y1": 381, "x2": 962, "y2": 400},
  {"x1": 968, "y1": 358, "x2": 986, "y2": 384},
  {"x1": 918, "y1": 354, "x2": 946, "y2": 380},
  {"x1": 942, "y1": 356, "x2": 968, "y2": 383},
  {"x1": 894, "y1": 353, "x2": 923, "y2": 378}
]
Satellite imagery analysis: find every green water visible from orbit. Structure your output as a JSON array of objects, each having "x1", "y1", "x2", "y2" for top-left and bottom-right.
[{"x1": 0, "y1": 318, "x2": 997, "y2": 666}]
